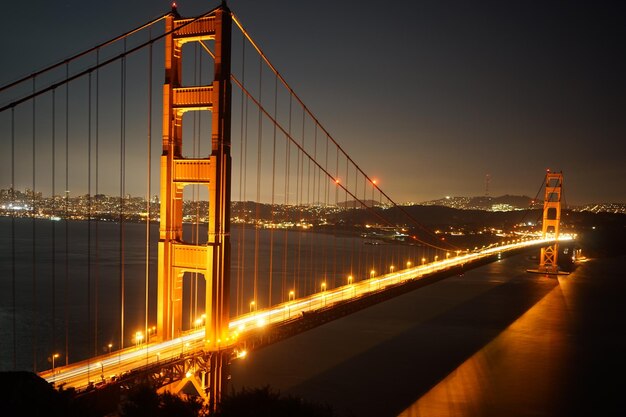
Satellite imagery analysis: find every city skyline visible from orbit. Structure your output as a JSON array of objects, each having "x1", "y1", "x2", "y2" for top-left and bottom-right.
[{"x1": 1, "y1": 0, "x2": 625, "y2": 205}]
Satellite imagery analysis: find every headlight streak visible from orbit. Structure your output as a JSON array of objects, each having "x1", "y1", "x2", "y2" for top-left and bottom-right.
[{"x1": 43, "y1": 235, "x2": 573, "y2": 388}]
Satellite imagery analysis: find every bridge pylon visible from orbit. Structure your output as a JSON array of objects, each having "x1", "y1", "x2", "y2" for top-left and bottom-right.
[
  {"x1": 157, "y1": 3, "x2": 232, "y2": 407},
  {"x1": 528, "y1": 170, "x2": 568, "y2": 275},
  {"x1": 157, "y1": 0, "x2": 231, "y2": 394}
]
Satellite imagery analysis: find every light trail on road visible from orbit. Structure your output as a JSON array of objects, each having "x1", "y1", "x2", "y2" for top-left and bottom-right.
[{"x1": 39, "y1": 235, "x2": 573, "y2": 389}]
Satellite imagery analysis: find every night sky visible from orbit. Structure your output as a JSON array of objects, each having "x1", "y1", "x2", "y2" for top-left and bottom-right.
[{"x1": 2, "y1": 0, "x2": 625, "y2": 205}]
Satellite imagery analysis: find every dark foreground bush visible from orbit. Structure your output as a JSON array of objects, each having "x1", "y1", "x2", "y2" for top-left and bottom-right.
[
  {"x1": 213, "y1": 385, "x2": 336, "y2": 417},
  {"x1": 120, "y1": 383, "x2": 206, "y2": 417}
]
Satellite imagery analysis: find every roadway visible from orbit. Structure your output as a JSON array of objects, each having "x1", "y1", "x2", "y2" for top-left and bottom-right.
[{"x1": 38, "y1": 234, "x2": 573, "y2": 390}]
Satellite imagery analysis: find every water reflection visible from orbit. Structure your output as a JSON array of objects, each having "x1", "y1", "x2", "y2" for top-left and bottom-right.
[{"x1": 399, "y1": 275, "x2": 573, "y2": 417}]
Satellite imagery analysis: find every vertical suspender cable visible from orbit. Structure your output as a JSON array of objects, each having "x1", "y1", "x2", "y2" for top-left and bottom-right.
[
  {"x1": 94, "y1": 50, "x2": 100, "y2": 356},
  {"x1": 333, "y1": 141, "x2": 339, "y2": 287},
  {"x1": 120, "y1": 40, "x2": 127, "y2": 350},
  {"x1": 64, "y1": 63, "x2": 69, "y2": 366},
  {"x1": 241, "y1": 40, "x2": 249, "y2": 314},
  {"x1": 282, "y1": 94, "x2": 292, "y2": 301},
  {"x1": 32, "y1": 77, "x2": 38, "y2": 372},
  {"x1": 11, "y1": 108, "x2": 16, "y2": 369},
  {"x1": 305, "y1": 121, "x2": 312, "y2": 295},
  {"x1": 347, "y1": 156, "x2": 353, "y2": 278},
  {"x1": 145, "y1": 31, "x2": 153, "y2": 360},
  {"x1": 362, "y1": 174, "x2": 367, "y2": 279},
  {"x1": 236, "y1": 36, "x2": 246, "y2": 316},
  {"x1": 51, "y1": 90, "x2": 56, "y2": 362},
  {"x1": 311, "y1": 125, "x2": 318, "y2": 294},
  {"x1": 322, "y1": 134, "x2": 328, "y2": 286},
  {"x1": 87, "y1": 72, "x2": 92, "y2": 372},
  {"x1": 268, "y1": 73, "x2": 278, "y2": 307},
  {"x1": 253, "y1": 56, "x2": 262, "y2": 307},
  {"x1": 377, "y1": 187, "x2": 381, "y2": 273},
  {"x1": 295, "y1": 111, "x2": 303, "y2": 295}
]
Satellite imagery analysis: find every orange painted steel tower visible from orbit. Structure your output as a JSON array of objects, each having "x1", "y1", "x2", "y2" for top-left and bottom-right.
[
  {"x1": 537, "y1": 171, "x2": 563, "y2": 274},
  {"x1": 157, "y1": 4, "x2": 231, "y2": 351}
]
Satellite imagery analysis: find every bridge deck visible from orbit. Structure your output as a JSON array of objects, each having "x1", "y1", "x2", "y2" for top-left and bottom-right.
[{"x1": 38, "y1": 236, "x2": 572, "y2": 390}]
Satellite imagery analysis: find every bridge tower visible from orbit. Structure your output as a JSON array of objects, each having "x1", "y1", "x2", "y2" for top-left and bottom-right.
[
  {"x1": 536, "y1": 170, "x2": 563, "y2": 274},
  {"x1": 157, "y1": 3, "x2": 231, "y2": 405}
]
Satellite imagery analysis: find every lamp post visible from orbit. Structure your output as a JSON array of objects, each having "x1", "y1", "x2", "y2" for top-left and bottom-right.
[
  {"x1": 249, "y1": 300, "x2": 256, "y2": 313},
  {"x1": 370, "y1": 269, "x2": 375, "y2": 279},
  {"x1": 135, "y1": 331, "x2": 144, "y2": 347},
  {"x1": 107, "y1": 343, "x2": 112, "y2": 354},
  {"x1": 51, "y1": 353, "x2": 59, "y2": 373},
  {"x1": 321, "y1": 282, "x2": 326, "y2": 307},
  {"x1": 348, "y1": 275, "x2": 355, "y2": 297},
  {"x1": 406, "y1": 261, "x2": 411, "y2": 269},
  {"x1": 288, "y1": 290, "x2": 295, "y2": 318}
]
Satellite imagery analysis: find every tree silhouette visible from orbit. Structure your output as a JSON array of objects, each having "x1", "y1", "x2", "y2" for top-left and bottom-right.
[
  {"x1": 213, "y1": 385, "x2": 336, "y2": 417},
  {"x1": 119, "y1": 383, "x2": 205, "y2": 417}
]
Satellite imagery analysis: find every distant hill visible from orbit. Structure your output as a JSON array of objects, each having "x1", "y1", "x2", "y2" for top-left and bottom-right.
[
  {"x1": 337, "y1": 199, "x2": 378, "y2": 209},
  {"x1": 336, "y1": 195, "x2": 536, "y2": 212},
  {"x1": 419, "y1": 194, "x2": 536, "y2": 211}
]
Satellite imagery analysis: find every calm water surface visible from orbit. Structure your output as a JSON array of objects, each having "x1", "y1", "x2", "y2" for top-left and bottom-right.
[
  {"x1": 2, "y1": 217, "x2": 624, "y2": 416},
  {"x1": 229, "y1": 253, "x2": 626, "y2": 417},
  {"x1": 0, "y1": 217, "x2": 422, "y2": 371}
]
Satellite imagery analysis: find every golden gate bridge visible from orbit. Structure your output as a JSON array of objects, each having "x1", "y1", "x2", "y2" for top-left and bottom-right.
[{"x1": 0, "y1": 2, "x2": 572, "y2": 411}]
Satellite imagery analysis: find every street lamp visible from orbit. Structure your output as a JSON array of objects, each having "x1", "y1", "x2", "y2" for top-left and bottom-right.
[
  {"x1": 370, "y1": 269, "x2": 375, "y2": 279},
  {"x1": 51, "y1": 353, "x2": 59, "y2": 373},
  {"x1": 107, "y1": 343, "x2": 112, "y2": 354},
  {"x1": 421, "y1": 257, "x2": 426, "y2": 266},
  {"x1": 249, "y1": 300, "x2": 256, "y2": 313},
  {"x1": 135, "y1": 331, "x2": 144, "y2": 347},
  {"x1": 446, "y1": 252, "x2": 450, "y2": 260},
  {"x1": 348, "y1": 275, "x2": 356, "y2": 297},
  {"x1": 390, "y1": 265, "x2": 395, "y2": 273},
  {"x1": 146, "y1": 326, "x2": 157, "y2": 340},
  {"x1": 434, "y1": 255, "x2": 439, "y2": 262},
  {"x1": 406, "y1": 261, "x2": 411, "y2": 269},
  {"x1": 289, "y1": 290, "x2": 295, "y2": 301}
]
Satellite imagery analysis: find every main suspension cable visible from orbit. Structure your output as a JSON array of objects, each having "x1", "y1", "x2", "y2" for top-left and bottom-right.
[
  {"x1": 0, "y1": 12, "x2": 171, "y2": 94},
  {"x1": 231, "y1": 13, "x2": 455, "y2": 251},
  {"x1": 231, "y1": 76, "x2": 447, "y2": 252},
  {"x1": 1, "y1": 5, "x2": 222, "y2": 113}
]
